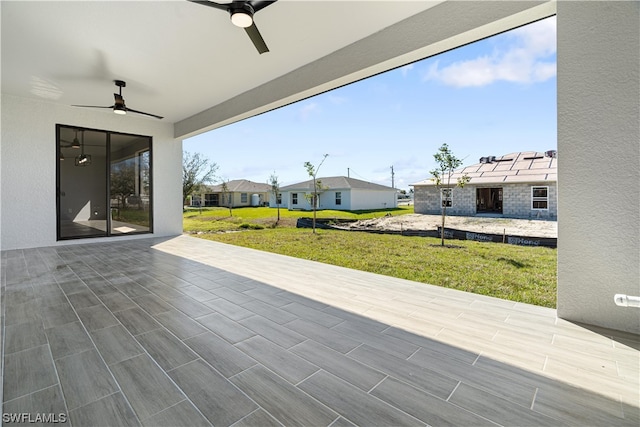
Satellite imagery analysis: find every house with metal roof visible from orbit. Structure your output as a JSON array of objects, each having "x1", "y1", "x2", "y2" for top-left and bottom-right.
[
  {"x1": 275, "y1": 176, "x2": 397, "y2": 211},
  {"x1": 194, "y1": 179, "x2": 272, "y2": 208},
  {"x1": 412, "y1": 151, "x2": 557, "y2": 220}
]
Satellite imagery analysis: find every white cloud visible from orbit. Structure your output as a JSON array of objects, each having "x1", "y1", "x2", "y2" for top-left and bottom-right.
[
  {"x1": 298, "y1": 102, "x2": 320, "y2": 120},
  {"x1": 400, "y1": 63, "x2": 414, "y2": 77},
  {"x1": 423, "y1": 17, "x2": 556, "y2": 87}
]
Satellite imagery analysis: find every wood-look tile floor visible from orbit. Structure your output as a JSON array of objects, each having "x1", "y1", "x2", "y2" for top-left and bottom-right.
[{"x1": 1, "y1": 235, "x2": 638, "y2": 426}]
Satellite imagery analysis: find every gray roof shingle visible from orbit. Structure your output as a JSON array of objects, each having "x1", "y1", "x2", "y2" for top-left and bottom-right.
[
  {"x1": 280, "y1": 176, "x2": 395, "y2": 192},
  {"x1": 205, "y1": 179, "x2": 271, "y2": 193}
]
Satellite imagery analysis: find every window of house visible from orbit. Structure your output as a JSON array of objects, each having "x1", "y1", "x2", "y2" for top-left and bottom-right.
[
  {"x1": 532, "y1": 186, "x2": 549, "y2": 209},
  {"x1": 335, "y1": 191, "x2": 342, "y2": 205},
  {"x1": 292, "y1": 193, "x2": 298, "y2": 205},
  {"x1": 241, "y1": 193, "x2": 248, "y2": 203},
  {"x1": 276, "y1": 193, "x2": 282, "y2": 204},
  {"x1": 441, "y1": 188, "x2": 452, "y2": 207},
  {"x1": 204, "y1": 193, "x2": 216, "y2": 206}
]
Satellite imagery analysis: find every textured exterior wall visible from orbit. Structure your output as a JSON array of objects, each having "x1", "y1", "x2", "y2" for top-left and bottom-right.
[
  {"x1": 0, "y1": 95, "x2": 182, "y2": 250},
  {"x1": 280, "y1": 189, "x2": 395, "y2": 211},
  {"x1": 350, "y1": 190, "x2": 397, "y2": 211},
  {"x1": 414, "y1": 184, "x2": 557, "y2": 219},
  {"x1": 557, "y1": 2, "x2": 640, "y2": 333}
]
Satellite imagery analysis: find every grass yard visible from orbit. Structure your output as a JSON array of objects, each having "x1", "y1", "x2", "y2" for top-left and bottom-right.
[
  {"x1": 185, "y1": 206, "x2": 557, "y2": 308},
  {"x1": 183, "y1": 205, "x2": 413, "y2": 233}
]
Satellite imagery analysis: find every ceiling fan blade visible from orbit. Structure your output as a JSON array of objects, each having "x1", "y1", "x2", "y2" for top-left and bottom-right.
[
  {"x1": 245, "y1": 22, "x2": 269, "y2": 54},
  {"x1": 249, "y1": 0, "x2": 276, "y2": 13},
  {"x1": 72, "y1": 105, "x2": 113, "y2": 109},
  {"x1": 188, "y1": 0, "x2": 230, "y2": 12},
  {"x1": 125, "y1": 108, "x2": 164, "y2": 120}
]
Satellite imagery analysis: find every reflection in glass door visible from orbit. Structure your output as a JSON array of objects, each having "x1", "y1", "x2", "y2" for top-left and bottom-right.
[
  {"x1": 109, "y1": 134, "x2": 152, "y2": 235},
  {"x1": 57, "y1": 125, "x2": 152, "y2": 240},
  {"x1": 58, "y1": 127, "x2": 108, "y2": 238}
]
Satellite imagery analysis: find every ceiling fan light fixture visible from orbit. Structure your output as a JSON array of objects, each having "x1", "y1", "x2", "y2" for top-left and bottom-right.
[
  {"x1": 113, "y1": 104, "x2": 127, "y2": 115},
  {"x1": 231, "y1": 11, "x2": 253, "y2": 27}
]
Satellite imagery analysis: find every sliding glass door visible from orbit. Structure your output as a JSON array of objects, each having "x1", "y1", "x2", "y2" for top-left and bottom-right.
[{"x1": 57, "y1": 125, "x2": 152, "y2": 240}]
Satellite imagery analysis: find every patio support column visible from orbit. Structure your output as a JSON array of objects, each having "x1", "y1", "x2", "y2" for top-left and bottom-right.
[{"x1": 556, "y1": 1, "x2": 640, "y2": 333}]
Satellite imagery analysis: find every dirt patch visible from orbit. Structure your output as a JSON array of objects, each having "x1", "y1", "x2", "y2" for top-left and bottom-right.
[{"x1": 340, "y1": 214, "x2": 557, "y2": 238}]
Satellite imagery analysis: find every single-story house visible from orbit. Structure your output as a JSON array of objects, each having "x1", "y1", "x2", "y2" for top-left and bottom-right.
[
  {"x1": 274, "y1": 176, "x2": 397, "y2": 211},
  {"x1": 412, "y1": 151, "x2": 557, "y2": 220},
  {"x1": 192, "y1": 179, "x2": 271, "y2": 208}
]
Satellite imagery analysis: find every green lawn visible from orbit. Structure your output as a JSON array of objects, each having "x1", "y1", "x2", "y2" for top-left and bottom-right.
[
  {"x1": 184, "y1": 206, "x2": 557, "y2": 308},
  {"x1": 183, "y1": 205, "x2": 413, "y2": 233}
]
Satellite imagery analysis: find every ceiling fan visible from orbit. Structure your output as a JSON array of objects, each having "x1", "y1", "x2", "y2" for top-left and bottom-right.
[
  {"x1": 73, "y1": 80, "x2": 163, "y2": 119},
  {"x1": 60, "y1": 129, "x2": 81, "y2": 149},
  {"x1": 189, "y1": 0, "x2": 277, "y2": 54}
]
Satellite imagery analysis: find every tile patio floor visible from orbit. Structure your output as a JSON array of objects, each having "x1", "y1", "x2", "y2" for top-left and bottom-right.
[{"x1": 1, "y1": 235, "x2": 638, "y2": 426}]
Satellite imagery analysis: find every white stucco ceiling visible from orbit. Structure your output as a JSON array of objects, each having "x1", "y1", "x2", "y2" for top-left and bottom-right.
[{"x1": 1, "y1": 1, "x2": 555, "y2": 138}]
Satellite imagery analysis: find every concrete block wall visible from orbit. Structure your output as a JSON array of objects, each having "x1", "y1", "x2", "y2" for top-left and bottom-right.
[
  {"x1": 503, "y1": 184, "x2": 557, "y2": 220},
  {"x1": 413, "y1": 186, "x2": 475, "y2": 216},
  {"x1": 414, "y1": 184, "x2": 557, "y2": 219}
]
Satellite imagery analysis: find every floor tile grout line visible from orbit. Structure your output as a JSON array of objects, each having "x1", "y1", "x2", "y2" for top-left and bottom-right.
[
  {"x1": 445, "y1": 381, "x2": 461, "y2": 402},
  {"x1": 366, "y1": 374, "x2": 390, "y2": 394},
  {"x1": 49, "y1": 272, "x2": 141, "y2": 422},
  {"x1": 530, "y1": 387, "x2": 539, "y2": 410}
]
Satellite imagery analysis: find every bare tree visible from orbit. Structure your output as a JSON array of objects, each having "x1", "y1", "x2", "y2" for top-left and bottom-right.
[
  {"x1": 303, "y1": 154, "x2": 329, "y2": 234},
  {"x1": 430, "y1": 144, "x2": 470, "y2": 246},
  {"x1": 182, "y1": 151, "x2": 218, "y2": 206},
  {"x1": 268, "y1": 172, "x2": 281, "y2": 224}
]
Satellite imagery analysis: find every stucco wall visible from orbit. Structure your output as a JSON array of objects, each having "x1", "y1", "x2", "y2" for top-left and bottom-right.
[
  {"x1": 0, "y1": 95, "x2": 182, "y2": 250},
  {"x1": 278, "y1": 189, "x2": 396, "y2": 211},
  {"x1": 557, "y1": 2, "x2": 640, "y2": 333},
  {"x1": 350, "y1": 190, "x2": 397, "y2": 211}
]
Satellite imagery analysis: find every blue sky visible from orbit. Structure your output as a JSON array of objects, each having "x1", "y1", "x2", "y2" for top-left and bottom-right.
[{"x1": 185, "y1": 16, "x2": 557, "y2": 191}]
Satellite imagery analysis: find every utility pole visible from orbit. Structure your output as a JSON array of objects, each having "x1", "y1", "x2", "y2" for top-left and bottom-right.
[
  {"x1": 347, "y1": 167, "x2": 350, "y2": 178},
  {"x1": 390, "y1": 165, "x2": 395, "y2": 188}
]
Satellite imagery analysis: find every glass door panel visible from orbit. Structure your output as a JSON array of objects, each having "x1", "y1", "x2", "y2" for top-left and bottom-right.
[
  {"x1": 57, "y1": 125, "x2": 152, "y2": 240},
  {"x1": 58, "y1": 127, "x2": 108, "y2": 239},
  {"x1": 109, "y1": 134, "x2": 152, "y2": 235}
]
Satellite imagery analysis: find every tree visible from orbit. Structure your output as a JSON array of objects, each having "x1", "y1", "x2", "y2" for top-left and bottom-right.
[
  {"x1": 430, "y1": 143, "x2": 470, "y2": 246},
  {"x1": 303, "y1": 154, "x2": 329, "y2": 234},
  {"x1": 110, "y1": 160, "x2": 136, "y2": 211},
  {"x1": 220, "y1": 179, "x2": 232, "y2": 216},
  {"x1": 182, "y1": 151, "x2": 218, "y2": 206},
  {"x1": 268, "y1": 172, "x2": 281, "y2": 224}
]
